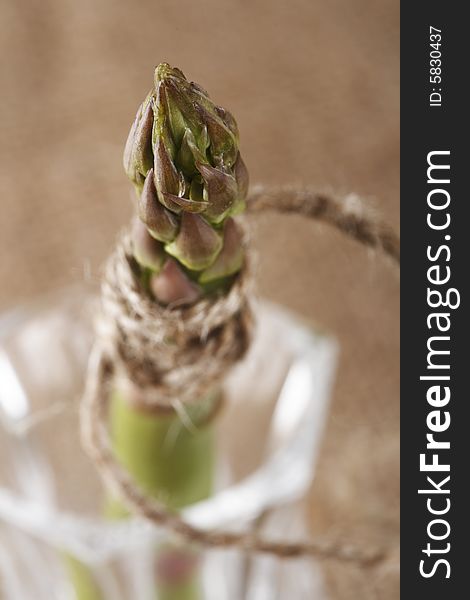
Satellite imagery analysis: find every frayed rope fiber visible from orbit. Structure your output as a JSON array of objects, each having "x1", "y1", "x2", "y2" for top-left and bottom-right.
[{"x1": 80, "y1": 186, "x2": 399, "y2": 566}]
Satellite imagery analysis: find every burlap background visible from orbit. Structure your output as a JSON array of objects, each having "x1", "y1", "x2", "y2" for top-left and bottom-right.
[{"x1": 0, "y1": 1, "x2": 399, "y2": 597}]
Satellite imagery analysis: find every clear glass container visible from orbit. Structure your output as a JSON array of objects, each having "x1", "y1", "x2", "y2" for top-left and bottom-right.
[{"x1": 0, "y1": 288, "x2": 337, "y2": 599}]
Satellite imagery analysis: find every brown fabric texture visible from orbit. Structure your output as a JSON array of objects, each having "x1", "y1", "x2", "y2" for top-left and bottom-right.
[{"x1": 0, "y1": 1, "x2": 399, "y2": 598}]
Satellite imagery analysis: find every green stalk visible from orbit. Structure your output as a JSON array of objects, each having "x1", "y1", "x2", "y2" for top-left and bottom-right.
[
  {"x1": 108, "y1": 391, "x2": 217, "y2": 514},
  {"x1": 70, "y1": 63, "x2": 248, "y2": 599},
  {"x1": 108, "y1": 390, "x2": 218, "y2": 599},
  {"x1": 64, "y1": 555, "x2": 103, "y2": 600},
  {"x1": 68, "y1": 391, "x2": 215, "y2": 600}
]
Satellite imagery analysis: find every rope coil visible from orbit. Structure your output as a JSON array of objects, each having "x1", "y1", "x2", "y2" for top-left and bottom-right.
[
  {"x1": 80, "y1": 186, "x2": 399, "y2": 566},
  {"x1": 97, "y1": 232, "x2": 252, "y2": 411}
]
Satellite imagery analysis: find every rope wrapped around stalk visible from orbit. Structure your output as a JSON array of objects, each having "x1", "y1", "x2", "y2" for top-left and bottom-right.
[{"x1": 80, "y1": 184, "x2": 399, "y2": 568}]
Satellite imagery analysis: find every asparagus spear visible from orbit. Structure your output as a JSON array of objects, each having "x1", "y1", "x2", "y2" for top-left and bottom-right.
[
  {"x1": 127, "y1": 63, "x2": 248, "y2": 302},
  {"x1": 77, "y1": 64, "x2": 247, "y2": 600},
  {"x1": 119, "y1": 63, "x2": 248, "y2": 600}
]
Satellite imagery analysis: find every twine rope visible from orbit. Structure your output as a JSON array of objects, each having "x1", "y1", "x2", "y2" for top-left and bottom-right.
[
  {"x1": 248, "y1": 185, "x2": 400, "y2": 265},
  {"x1": 96, "y1": 232, "x2": 252, "y2": 411},
  {"x1": 80, "y1": 185, "x2": 399, "y2": 566}
]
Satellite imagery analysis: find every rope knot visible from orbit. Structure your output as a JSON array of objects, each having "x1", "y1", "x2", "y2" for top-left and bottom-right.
[{"x1": 96, "y1": 232, "x2": 253, "y2": 410}]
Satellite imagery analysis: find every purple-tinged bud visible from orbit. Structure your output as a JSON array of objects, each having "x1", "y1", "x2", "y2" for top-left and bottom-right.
[
  {"x1": 131, "y1": 218, "x2": 165, "y2": 272},
  {"x1": 166, "y1": 194, "x2": 209, "y2": 213},
  {"x1": 154, "y1": 138, "x2": 183, "y2": 211},
  {"x1": 234, "y1": 153, "x2": 249, "y2": 199},
  {"x1": 189, "y1": 81, "x2": 210, "y2": 98},
  {"x1": 163, "y1": 77, "x2": 204, "y2": 142},
  {"x1": 156, "y1": 79, "x2": 187, "y2": 148},
  {"x1": 195, "y1": 104, "x2": 237, "y2": 168},
  {"x1": 152, "y1": 86, "x2": 177, "y2": 160},
  {"x1": 150, "y1": 258, "x2": 202, "y2": 306},
  {"x1": 165, "y1": 213, "x2": 222, "y2": 271},
  {"x1": 230, "y1": 153, "x2": 249, "y2": 215},
  {"x1": 196, "y1": 162, "x2": 238, "y2": 224},
  {"x1": 215, "y1": 106, "x2": 239, "y2": 140},
  {"x1": 123, "y1": 94, "x2": 154, "y2": 188},
  {"x1": 178, "y1": 128, "x2": 208, "y2": 176},
  {"x1": 124, "y1": 64, "x2": 249, "y2": 284},
  {"x1": 139, "y1": 170, "x2": 179, "y2": 243},
  {"x1": 199, "y1": 218, "x2": 244, "y2": 283}
]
